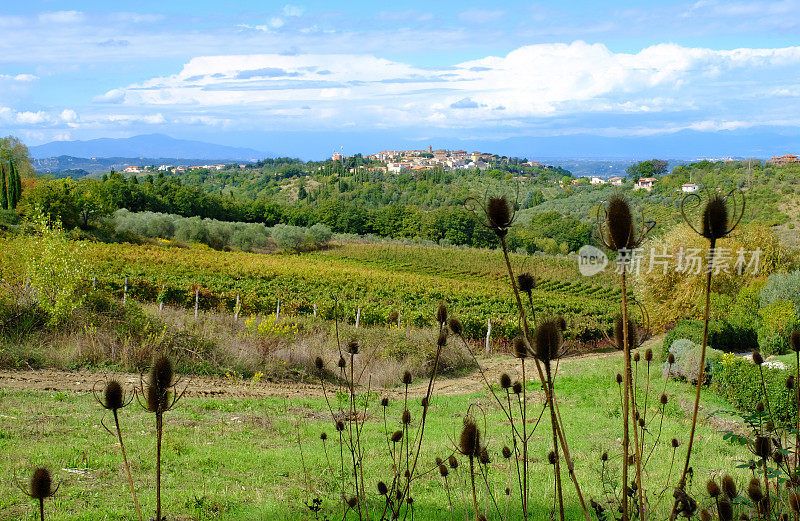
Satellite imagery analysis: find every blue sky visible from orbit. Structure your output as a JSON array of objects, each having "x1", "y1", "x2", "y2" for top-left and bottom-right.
[{"x1": 2, "y1": 1, "x2": 800, "y2": 158}]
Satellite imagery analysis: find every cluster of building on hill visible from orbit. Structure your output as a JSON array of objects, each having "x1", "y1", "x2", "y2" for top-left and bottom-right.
[
  {"x1": 769, "y1": 154, "x2": 799, "y2": 166},
  {"x1": 123, "y1": 163, "x2": 248, "y2": 174},
  {"x1": 358, "y1": 146, "x2": 543, "y2": 173},
  {"x1": 567, "y1": 175, "x2": 700, "y2": 193}
]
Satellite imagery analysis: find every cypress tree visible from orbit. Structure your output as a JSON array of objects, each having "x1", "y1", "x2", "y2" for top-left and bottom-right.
[
  {"x1": 11, "y1": 159, "x2": 22, "y2": 208},
  {"x1": 0, "y1": 163, "x2": 8, "y2": 210}
]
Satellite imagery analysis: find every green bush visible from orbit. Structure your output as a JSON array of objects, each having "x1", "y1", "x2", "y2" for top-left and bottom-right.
[
  {"x1": 761, "y1": 271, "x2": 800, "y2": 313},
  {"x1": 757, "y1": 300, "x2": 797, "y2": 355},
  {"x1": 712, "y1": 352, "x2": 796, "y2": 425},
  {"x1": 664, "y1": 338, "x2": 723, "y2": 383},
  {"x1": 661, "y1": 319, "x2": 757, "y2": 359}
]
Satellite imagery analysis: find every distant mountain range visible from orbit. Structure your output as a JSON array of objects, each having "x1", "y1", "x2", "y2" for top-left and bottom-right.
[
  {"x1": 30, "y1": 134, "x2": 268, "y2": 161},
  {"x1": 32, "y1": 156, "x2": 241, "y2": 176}
]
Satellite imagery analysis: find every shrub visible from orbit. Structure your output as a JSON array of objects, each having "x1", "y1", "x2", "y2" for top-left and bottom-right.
[
  {"x1": 664, "y1": 338, "x2": 723, "y2": 383},
  {"x1": 712, "y1": 352, "x2": 796, "y2": 424},
  {"x1": 661, "y1": 319, "x2": 757, "y2": 359},
  {"x1": 761, "y1": 271, "x2": 800, "y2": 313},
  {"x1": 757, "y1": 300, "x2": 797, "y2": 355}
]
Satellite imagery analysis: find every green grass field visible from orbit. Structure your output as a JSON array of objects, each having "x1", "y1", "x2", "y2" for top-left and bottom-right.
[{"x1": 0, "y1": 350, "x2": 751, "y2": 521}]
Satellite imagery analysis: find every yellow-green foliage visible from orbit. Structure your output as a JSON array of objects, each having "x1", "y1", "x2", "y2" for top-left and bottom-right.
[
  {"x1": 1, "y1": 212, "x2": 88, "y2": 324},
  {"x1": 635, "y1": 222, "x2": 793, "y2": 329}
]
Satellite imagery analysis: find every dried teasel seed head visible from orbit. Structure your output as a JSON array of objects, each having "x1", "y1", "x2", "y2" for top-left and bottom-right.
[
  {"x1": 502, "y1": 446, "x2": 512, "y2": 459},
  {"x1": 479, "y1": 447, "x2": 490, "y2": 465},
  {"x1": 638, "y1": 418, "x2": 645, "y2": 428},
  {"x1": 792, "y1": 330, "x2": 800, "y2": 352},
  {"x1": 505, "y1": 487, "x2": 511, "y2": 496},
  {"x1": 347, "y1": 496, "x2": 358, "y2": 508},
  {"x1": 700, "y1": 509, "x2": 712, "y2": 521},
  {"x1": 706, "y1": 479, "x2": 721, "y2": 498},
  {"x1": 421, "y1": 397, "x2": 429, "y2": 408},
  {"x1": 402, "y1": 409, "x2": 411, "y2": 425},
  {"x1": 614, "y1": 315, "x2": 638, "y2": 351},
  {"x1": 513, "y1": 337, "x2": 528, "y2": 359},
  {"x1": 721, "y1": 475, "x2": 737, "y2": 498},
  {"x1": 747, "y1": 478, "x2": 764, "y2": 503},
  {"x1": 512, "y1": 381, "x2": 523, "y2": 395},
  {"x1": 347, "y1": 339, "x2": 359, "y2": 355},
  {"x1": 477, "y1": 515, "x2": 487, "y2": 521},
  {"x1": 436, "y1": 304, "x2": 448, "y2": 325},
  {"x1": 534, "y1": 318, "x2": 564, "y2": 364},
  {"x1": 437, "y1": 330, "x2": 448, "y2": 347},
  {"x1": 391, "y1": 430, "x2": 403, "y2": 443},
  {"x1": 320, "y1": 432, "x2": 327, "y2": 441},
  {"x1": 381, "y1": 397, "x2": 389, "y2": 407},
  {"x1": 601, "y1": 452, "x2": 608, "y2": 461},
  {"x1": 787, "y1": 375, "x2": 795, "y2": 390},
  {"x1": 377, "y1": 481, "x2": 388, "y2": 495},
  {"x1": 756, "y1": 401, "x2": 765, "y2": 413},
  {"x1": 459, "y1": 418, "x2": 481, "y2": 458},
  {"x1": 718, "y1": 500, "x2": 734, "y2": 521},
  {"x1": 517, "y1": 273, "x2": 535, "y2": 295},
  {"x1": 789, "y1": 492, "x2": 800, "y2": 513},
  {"x1": 439, "y1": 464, "x2": 448, "y2": 477},
  {"x1": 152, "y1": 355, "x2": 174, "y2": 390},
  {"x1": 486, "y1": 196, "x2": 513, "y2": 238},
  {"x1": 660, "y1": 393, "x2": 668, "y2": 405},
  {"x1": 645, "y1": 348, "x2": 653, "y2": 362},
  {"x1": 605, "y1": 195, "x2": 636, "y2": 251},
  {"x1": 335, "y1": 420, "x2": 345, "y2": 432},
  {"x1": 395, "y1": 490, "x2": 403, "y2": 501},
  {"x1": 500, "y1": 373, "x2": 512, "y2": 390},
  {"x1": 314, "y1": 356, "x2": 324, "y2": 372},
  {"x1": 435, "y1": 457, "x2": 443, "y2": 466},
  {"x1": 548, "y1": 451, "x2": 556, "y2": 465},
  {"x1": 387, "y1": 311, "x2": 399, "y2": 324},
  {"x1": 30, "y1": 467, "x2": 54, "y2": 500},
  {"x1": 667, "y1": 352, "x2": 675, "y2": 365},
  {"x1": 338, "y1": 356, "x2": 346, "y2": 369},
  {"x1": 448, "y1": 455, "x2": 458, "y2": 469},
  {"x1": 633, "y1": 352, "x2": 640, "y2": 362},
  {"x1": 616, "y1": 373, "x2": 623, "y2": 384},
  {"x1": 402, "y1": 370, "x2": 413, "y2": 385},
  {"x1": 773, "y1": 449, "x2": 784, "y2": 465},
  {"x1": 103, "y1": 379, "x2": 124, "y2": 411},
  {"x1": 448, "y1": 318, "x2": 463, "y2": 336},
  {"x1": 701, "y1": 195, "x2": 730, "y2": 240},
  {"x1": 671, "y1": 438, "x2": 680, "y2": 448},
  {"x1": 752, "y1": 350, "x2": 764, "y2": 366}
]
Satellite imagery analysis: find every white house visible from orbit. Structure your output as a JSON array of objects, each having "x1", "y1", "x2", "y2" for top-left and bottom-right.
[
  {"x1": 681, "y1": 183, "x2": 699, "y2": 193},
  {"x1": 637, "y1": 177, "x2": 656, "y2": 191},
  {"x1": 609, "y1": 176, "x2": 624, "y2": 186},
  {"x1": 590, "y1": 176, "x2": 605, "y2": 185}
]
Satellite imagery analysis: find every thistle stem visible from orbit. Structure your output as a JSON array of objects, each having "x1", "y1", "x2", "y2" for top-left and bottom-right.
[
  {"x1": 114, "y1": 410, "x2": 142, "y2": 521},
  {"x1": 621, "y1": 269, "x2": 631, "y2": 521},
  {"x1": 671, "y1": 238, "x2": 716, "y2": 521}
]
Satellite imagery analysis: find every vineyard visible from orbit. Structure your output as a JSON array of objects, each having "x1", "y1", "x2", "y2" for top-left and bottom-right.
[{"x1": 84, "y1": 240, "x2": 621, "y2": 342}]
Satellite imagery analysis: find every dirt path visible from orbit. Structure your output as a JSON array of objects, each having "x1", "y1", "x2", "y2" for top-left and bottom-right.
[{"x1": 0, "y1": 350, "x2": 621, "y2": 400}]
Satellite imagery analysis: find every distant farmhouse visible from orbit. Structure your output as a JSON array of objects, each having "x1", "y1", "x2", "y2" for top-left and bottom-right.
[
  {"x1": 608, "y1": 176, "x2": 624, "y2": 186},
  {"x1": 769, "y1": 154, "x2": 799, "y2": 166},
  {"x1": 681, "y1": 183, "x2": 700, "y2": 193},
  {"x1": 636, "y1": 177, "x2": 656, "y2": 191}
]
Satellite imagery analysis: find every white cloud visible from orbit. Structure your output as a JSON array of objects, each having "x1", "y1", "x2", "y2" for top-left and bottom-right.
[
  {"x1": 100, "y1": 42, "x2": 800, "y2": 133},
  {"x1": 38, "y1": 11, "x2": 85, "y2": 24},
  {"x1": 60, "y1": 109, "x2": 78, "y2": 122},
  {"x1": 269, "y1": 17, "x2": 285, "y2": 29},
  {"x1": 16, "y1": 111, "x2": 51, "y2": 124},
  {"x1": 93, "y1": 89, "x2": 126, "y2": 104},
  {"x1": 282, "y1": 5, "x2": 305, "y2": 17}
]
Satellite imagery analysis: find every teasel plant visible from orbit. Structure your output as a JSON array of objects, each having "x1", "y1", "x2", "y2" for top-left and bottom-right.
[
  {"x1": 313, "y1": 303, "x2": 448, "y2": 520},
  {"x1": 669, "y1": 189, "x2": 744, "y2": 521},
  {"x1": 464, "y1": 194, "x2": 590, "y2": 521},
  {"x1": 94, "y1": 378, "x2": 142, "y2": 521},
  {"x1": 597, "y1": 194, "x2": 655, "y2": 521},
  {"x1": 137, "y1": 354, "x2": 188, "y2": 521},
  {"x1": 14, "y1": 467, "x2": 59, "y2": 521}
]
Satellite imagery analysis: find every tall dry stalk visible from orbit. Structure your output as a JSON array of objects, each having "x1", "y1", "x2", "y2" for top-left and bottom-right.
[{"x1": 669, "y1": 191, "x2": 743, "y2": 521}]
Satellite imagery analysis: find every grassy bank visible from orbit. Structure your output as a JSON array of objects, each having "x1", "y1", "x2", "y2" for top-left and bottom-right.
[{"x1": 0, "y1": 351, "x2": 749, "y2": 521}]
